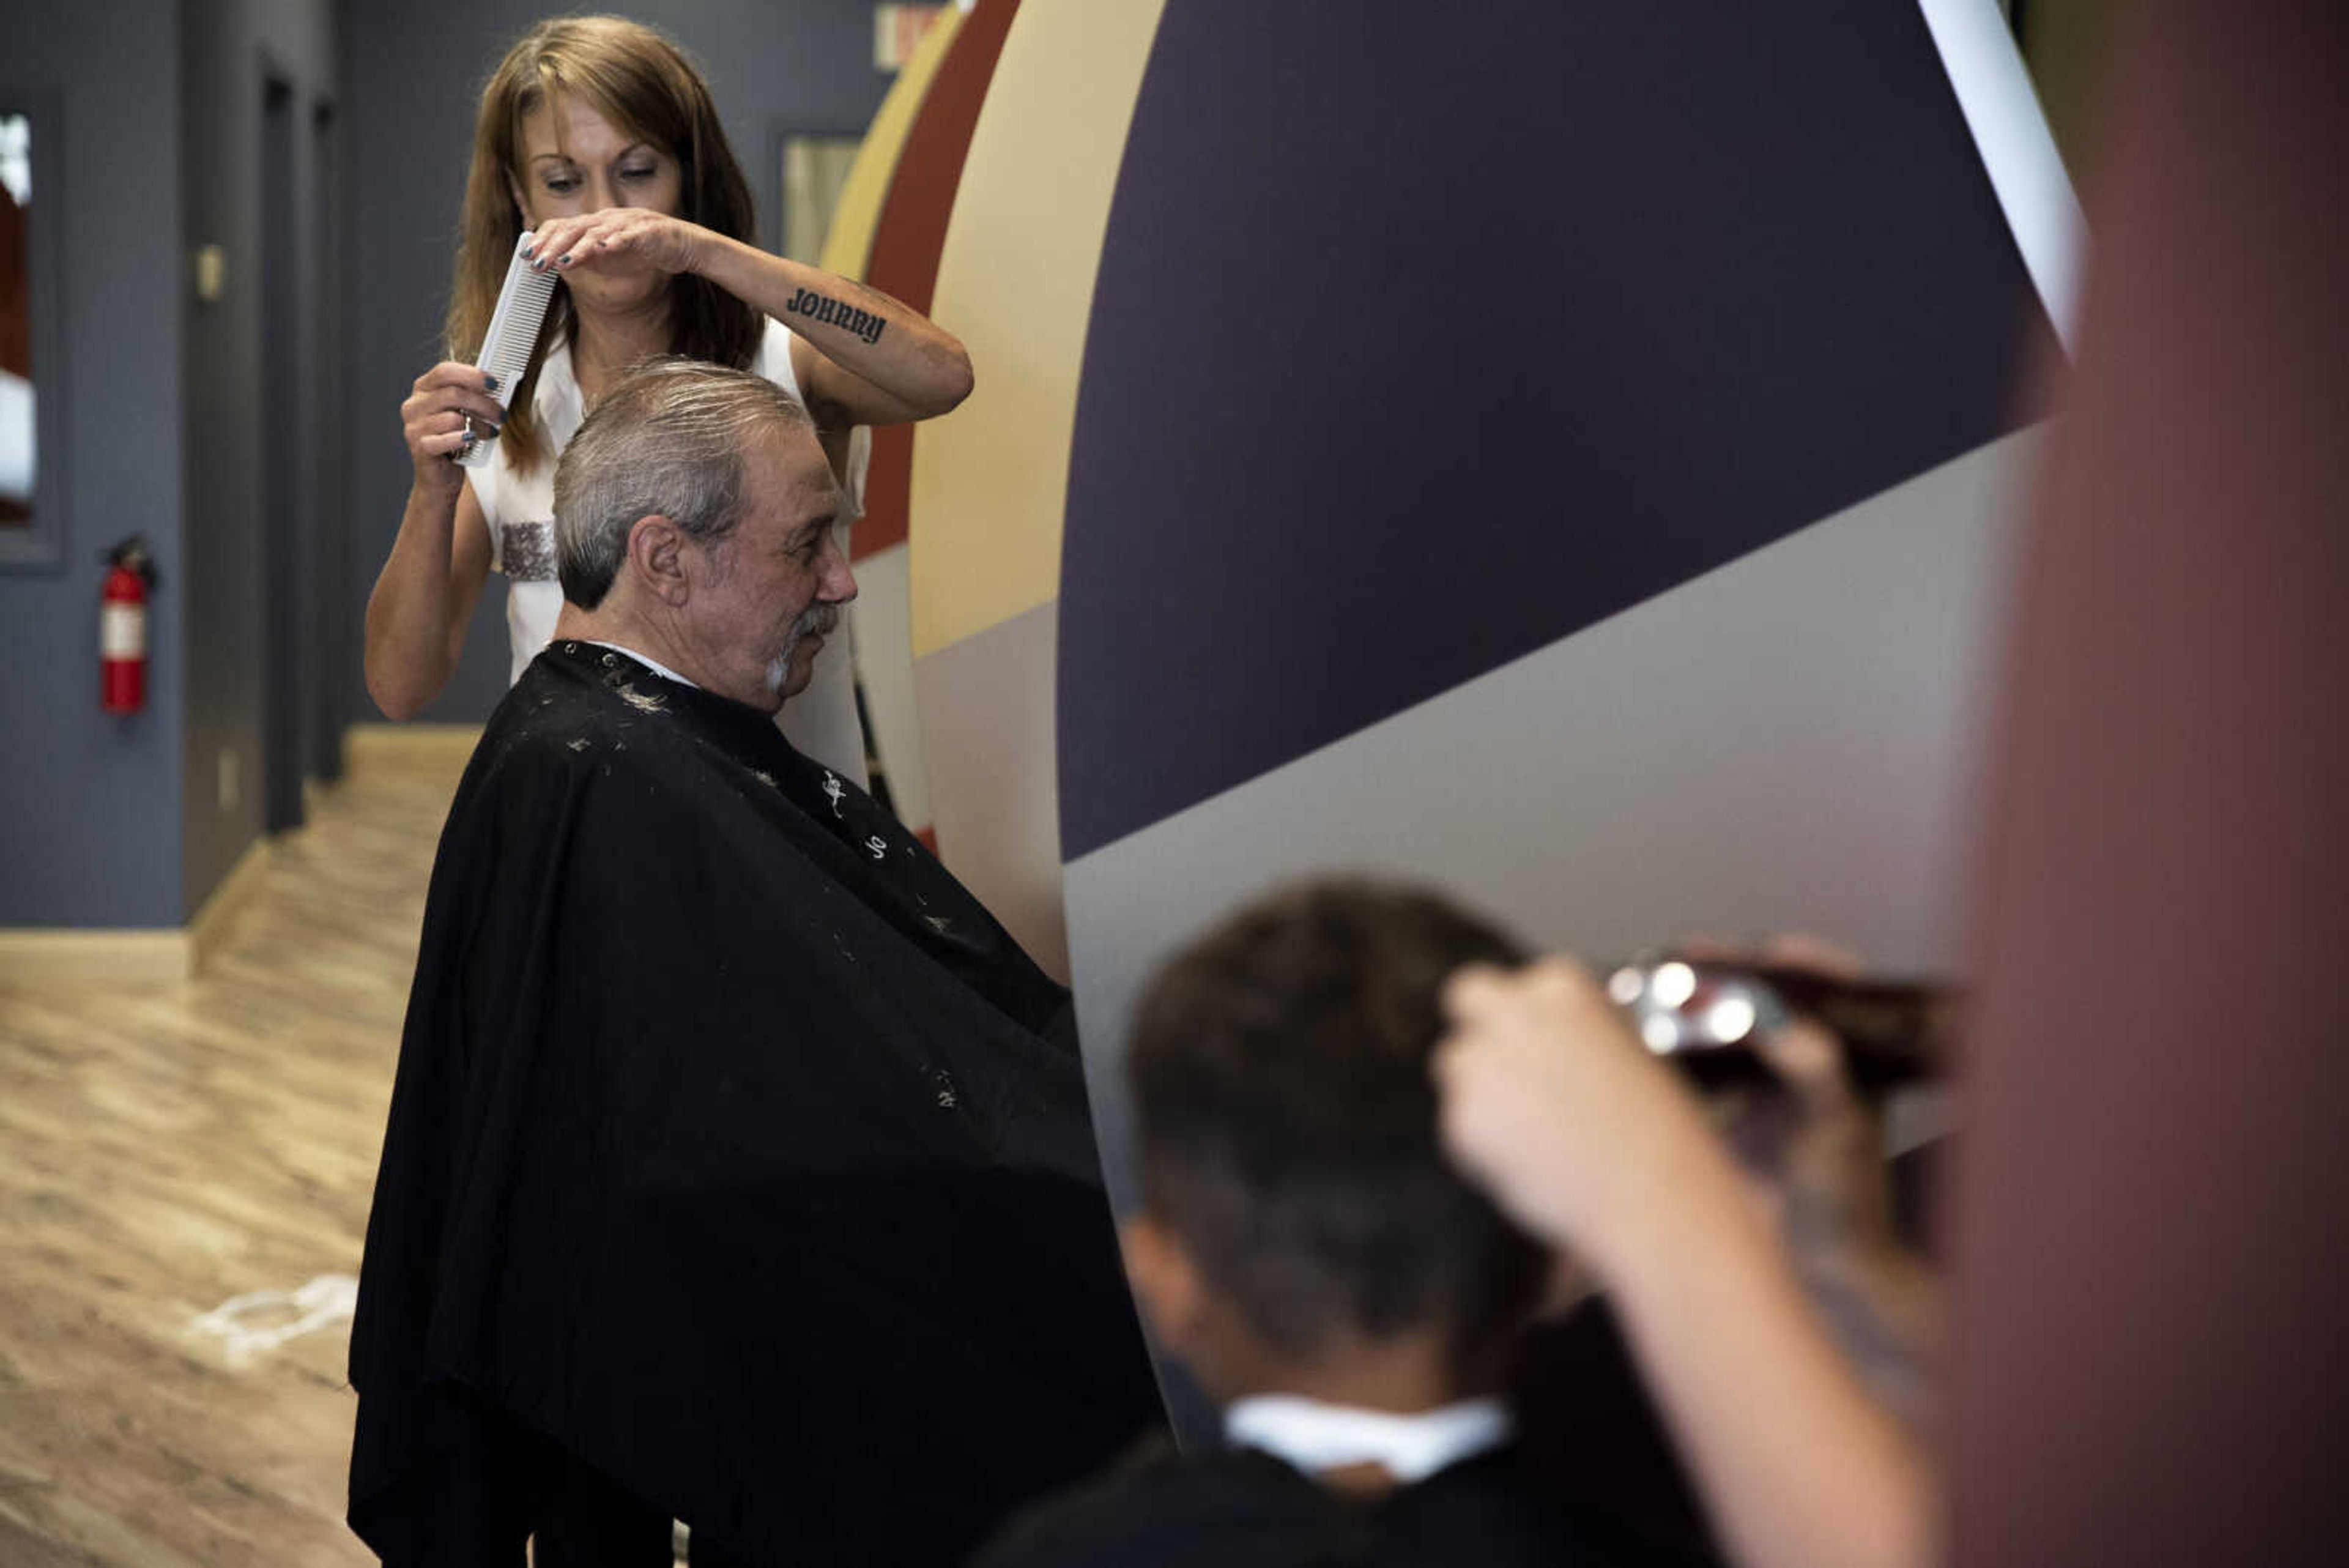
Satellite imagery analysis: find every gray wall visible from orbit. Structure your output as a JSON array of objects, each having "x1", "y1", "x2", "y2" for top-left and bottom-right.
[
  {"x1": 180, "y1": 0, "x2": 340, "y2": 914},
  {"x1": 0, "y1": 0, "x2": 187, "y2": 927},
  {"x1": 341, "y1": 0, "x2": 892, "y2": 724},
  {"x1": 0, "y1": 0, "x2": 890, "y2": 927}
]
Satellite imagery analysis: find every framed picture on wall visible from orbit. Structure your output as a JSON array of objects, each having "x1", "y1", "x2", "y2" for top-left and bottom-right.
[{"x1": 1, "y1": 88, "x2": 66, "y2": 571}]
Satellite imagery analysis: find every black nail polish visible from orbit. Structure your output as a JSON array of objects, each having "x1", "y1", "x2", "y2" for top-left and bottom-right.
[{"x1": 483, "y1": 373, "x2": 500, "y2": 392}]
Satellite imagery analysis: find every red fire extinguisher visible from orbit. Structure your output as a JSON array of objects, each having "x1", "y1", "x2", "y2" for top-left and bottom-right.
[{"x1": 101, "y1": 535, "x2": 158, "y2": 715}]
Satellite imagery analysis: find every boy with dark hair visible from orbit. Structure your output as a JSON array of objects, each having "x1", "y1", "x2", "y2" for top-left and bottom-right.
[{"x1": 972, "y1": 880, "x2": 1633, "y2": 1567}]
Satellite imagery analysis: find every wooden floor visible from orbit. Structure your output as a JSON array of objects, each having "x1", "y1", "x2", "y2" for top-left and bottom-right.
[{"x1": 0, "y1": 735, "x2": 474, "y2": 1567}]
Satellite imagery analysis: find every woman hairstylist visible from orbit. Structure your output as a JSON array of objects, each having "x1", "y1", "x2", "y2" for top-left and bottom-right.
[{"x1": 365, "y1": 14, "x2": 970, "y2": 785}]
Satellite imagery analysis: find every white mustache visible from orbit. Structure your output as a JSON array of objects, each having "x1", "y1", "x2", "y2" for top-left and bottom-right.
[
  {"x1": 791, "y1": 604, "x2": 841, "y2": 643},
  {"x1": 765, "y1": 603, "x2": 841, "y2": 694}
]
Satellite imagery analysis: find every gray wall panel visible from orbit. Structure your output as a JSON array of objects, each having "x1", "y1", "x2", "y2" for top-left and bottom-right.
[
  {"x1": 180, "y1": 0, "x2": 339, "y2": 914},
  {"x1": 914, "y1": 599, "x2": 1069, "y2": 980},
  {"x1": 1067, "y1": 431, "x2": 2038, "y2": 1218},
  {"x1": 0, "y1": 0, "x2": 186, "y2": 927}
]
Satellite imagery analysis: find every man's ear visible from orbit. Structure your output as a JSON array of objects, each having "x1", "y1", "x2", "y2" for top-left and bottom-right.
[
  {"x1": 1119, "y1": 1213, "x2": 1205, "y2": 1359},
  {"x1": 625, "y1": 515, "x2": 690, "y2": 605}
]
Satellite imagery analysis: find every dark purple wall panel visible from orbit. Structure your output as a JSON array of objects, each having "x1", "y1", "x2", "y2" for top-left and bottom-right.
[{"x1": 1057, "y1": 0, "x2": 2057, "y2": 859}]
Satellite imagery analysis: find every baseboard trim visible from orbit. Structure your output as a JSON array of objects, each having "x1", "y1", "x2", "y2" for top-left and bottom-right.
[
  {"x1": 344, "y1": 723, "x2": 484, "y2": 765},
  {"x1": 188, "y1": 836, "x2": 273, "y2": 972},
  {"x1": 2, "y1": 729, "x2": 477, "y2": 987},
  {"x1": 0, "y1": 838, "x2": 273, "y2": 986},
  {"x1": 0, "y1": 928, "x2": 193, "y2": 986}
]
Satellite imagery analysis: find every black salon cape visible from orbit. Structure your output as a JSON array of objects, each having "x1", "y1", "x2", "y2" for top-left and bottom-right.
[
  {"x1": 968, "y1": 1438, "x2": 1635, "y2": 1568},
  {"x1": 348, "y1": 641, "x2": 1162, "y2": 1566}
]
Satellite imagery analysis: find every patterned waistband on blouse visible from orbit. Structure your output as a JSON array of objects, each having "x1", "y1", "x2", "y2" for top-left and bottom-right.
[{"x1": 501, "y1": 519, "x2": 558, "y2": 582}]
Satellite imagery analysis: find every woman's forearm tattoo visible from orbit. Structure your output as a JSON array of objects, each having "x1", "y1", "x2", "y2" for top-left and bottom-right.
[{"x1": 784, "y1": 287, "x2": 887, "y2": 346}]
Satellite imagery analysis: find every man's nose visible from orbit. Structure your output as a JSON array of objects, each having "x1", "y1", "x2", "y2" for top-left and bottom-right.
[{"x1": 822, "y1": 537, "x2": 858, "y2": 604}]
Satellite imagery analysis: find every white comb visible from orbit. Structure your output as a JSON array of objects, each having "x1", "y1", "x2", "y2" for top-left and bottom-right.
[{"x1": 458, "y1": 231, "x2": 560, "y2": 467}]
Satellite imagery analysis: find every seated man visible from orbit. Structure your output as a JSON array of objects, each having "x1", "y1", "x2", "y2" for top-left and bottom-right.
[
  {"x1": 347, "y1": 360, "x2": 1160, "y2": 1568},
  {"x1": 974, "y1": 880, "x2": 1638, "y2": 1567}
]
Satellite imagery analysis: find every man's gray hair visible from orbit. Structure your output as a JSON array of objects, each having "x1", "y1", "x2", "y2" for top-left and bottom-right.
[{"x1": 553, "y1": 357, "x2": 816, "y2": 608}]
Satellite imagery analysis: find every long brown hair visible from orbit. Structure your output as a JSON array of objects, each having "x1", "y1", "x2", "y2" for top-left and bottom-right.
[{"x1": 445, "y1": 15, "x2": 762, "y2": 475}]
